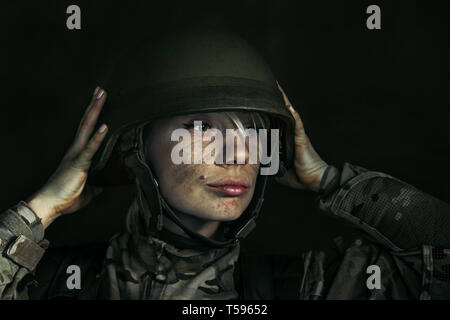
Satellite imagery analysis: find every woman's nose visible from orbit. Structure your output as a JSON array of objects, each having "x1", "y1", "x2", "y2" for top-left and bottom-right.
[{"x1": 217, "y1": 130, "x2": 249, "y2": 166}]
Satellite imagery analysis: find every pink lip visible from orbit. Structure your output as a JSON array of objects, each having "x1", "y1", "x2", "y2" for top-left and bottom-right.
[{"x1": 207, "y1": 178, "x2": 250, "y2": 196}]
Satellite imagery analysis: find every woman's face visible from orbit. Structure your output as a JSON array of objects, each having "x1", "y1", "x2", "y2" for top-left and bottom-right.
[{"x1": 145, "y1": 112, "x2": 260, "y2": 222}]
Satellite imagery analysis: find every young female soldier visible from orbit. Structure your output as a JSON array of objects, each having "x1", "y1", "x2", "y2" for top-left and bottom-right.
[{"x1": 1, "y1": 32, "x2": 449, "y2": 299}]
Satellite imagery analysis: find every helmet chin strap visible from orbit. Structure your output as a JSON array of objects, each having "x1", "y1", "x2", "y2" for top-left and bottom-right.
[
  {"x1": 120, "y1": 126, "x2": 269, "y2": 249},
  {"x1": 158, "y1": 194, "x2": 236, "y2": 248}
]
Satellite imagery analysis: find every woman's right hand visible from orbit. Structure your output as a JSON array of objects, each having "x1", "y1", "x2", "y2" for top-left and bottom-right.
[{"x1": 27, "y1": 87, "x2": 108, "y2": 228}]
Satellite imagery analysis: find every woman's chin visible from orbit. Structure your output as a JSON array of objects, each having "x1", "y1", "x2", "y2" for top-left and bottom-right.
[
  {"x1": 189, "y1": 207, "x2": 244, "y2": 222},
  {"x1": 205, "y1": 209, "x2": 245, "y2": 221}
]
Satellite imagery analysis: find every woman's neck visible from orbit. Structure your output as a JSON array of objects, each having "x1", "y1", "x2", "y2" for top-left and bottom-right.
[{"x1": 162, "y1": 212, "x2": 220, "y2": 238}]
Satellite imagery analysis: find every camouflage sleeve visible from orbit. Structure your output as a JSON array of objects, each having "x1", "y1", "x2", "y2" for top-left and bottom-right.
[
  {"x1": 0, "y1": 201, "x2": 49, "y2": 299},
  {"x1": 318, "y1": 163, "x2": 450, "y2": 251}
]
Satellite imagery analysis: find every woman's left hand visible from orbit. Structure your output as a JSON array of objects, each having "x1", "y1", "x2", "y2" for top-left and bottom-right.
[{"x1": 275, "y1": 82, "x2": 329, "y2": 192}]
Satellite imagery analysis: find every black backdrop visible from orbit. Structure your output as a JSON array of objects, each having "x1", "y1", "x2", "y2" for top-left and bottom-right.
[{"x1": 1, "y1": 0, "x2": 449, "y2": 255}]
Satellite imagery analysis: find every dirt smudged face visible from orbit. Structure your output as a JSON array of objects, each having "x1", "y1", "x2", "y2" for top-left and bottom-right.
[{"x1": 144, "y1": 112, "x2": 260, "y2": 224}]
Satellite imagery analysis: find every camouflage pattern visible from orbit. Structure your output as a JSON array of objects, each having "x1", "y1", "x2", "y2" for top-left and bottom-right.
[
  {"x1": 299, "y1": 236, "x2": 425, "y2": 299},
  {"x1": 101, "y1": 232, "x2": 239, "y2": 299},
  {"x1": 0, "y1": 162, "x2": 449, "y2": 299}
]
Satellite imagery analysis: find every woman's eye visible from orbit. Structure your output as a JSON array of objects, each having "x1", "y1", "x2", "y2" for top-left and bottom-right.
[{"x1": 183, "y1": 122, "x2": 211, "y2": 132}]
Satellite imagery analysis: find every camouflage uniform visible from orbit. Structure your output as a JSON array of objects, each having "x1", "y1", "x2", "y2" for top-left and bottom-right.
[{"x1": 1, "y1": 162, "x2": 449, "y2": 300}]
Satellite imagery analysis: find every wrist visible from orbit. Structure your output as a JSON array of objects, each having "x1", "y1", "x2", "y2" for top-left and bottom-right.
[
  {"x1": 12, "y1": 201, "x2": 46, "y2": 242},
  {"x1": 295, "y1": 162, "x2": 329, "y2": 193},
  {"x1": 317, "y1": 165, "x2": 342, "y2": 196},
  {"x1": 26, "y1": 192, "x2": 60, "y2": 228},
  {"x1": 310, "y1": 164, "x2": 328, "y2": 192}
]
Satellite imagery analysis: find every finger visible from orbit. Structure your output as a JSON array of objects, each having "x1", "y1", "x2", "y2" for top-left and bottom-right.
[
  {"x1": 75, "y1": 87, "x2": 102, "y2": 137},
  {"x1": 289, "y1": 105, "x2": 305, "y2": 138},
  {"x1": 74, "y1": 123, "x2": 108, "y2": 169},
  {"x1": 75, "y1": 87, "x2": 106, "y2": 147},
  {"x1": 276, "y1": 81, "x2": 305, "y2": 137},
  {"x1": 64, "y1": 89, "x2": 101, "y2": 160},
  {"x1": 81, "y1": 87, "x2": 101, "y2": 119},
  {"x1": 72, "y1": 87, "x2": 107, "y2": 152},
  {"x1": 277, "y1": 81, "x2": 292, "y2": 108}
]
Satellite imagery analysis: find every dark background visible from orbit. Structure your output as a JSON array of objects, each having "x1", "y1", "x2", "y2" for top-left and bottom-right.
[{"x1": 1, "y1": 0, "x2": 449, "y2": 254}]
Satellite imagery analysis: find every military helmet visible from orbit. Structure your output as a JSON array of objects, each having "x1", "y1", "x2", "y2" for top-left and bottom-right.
[{"x1": 88, "y1": 30, "x2": 295, "y2": 247}]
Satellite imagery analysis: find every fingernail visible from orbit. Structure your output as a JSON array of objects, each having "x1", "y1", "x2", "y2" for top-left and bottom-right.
[
  {"x1": 96, "y1": 88, "x2": 104, "y2": 100},
  {"x1": 93, "y1": 86, "x2": 100, "y2": 97},
  {"x1": 98, "y1": 124, "x2": 107, "y2": 133}
]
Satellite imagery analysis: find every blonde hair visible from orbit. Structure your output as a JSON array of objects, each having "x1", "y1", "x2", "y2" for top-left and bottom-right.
[{"x1": 224, "y1": 111, "x2": 268, "y2": 133}]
